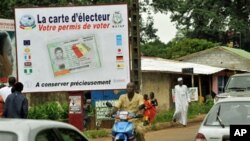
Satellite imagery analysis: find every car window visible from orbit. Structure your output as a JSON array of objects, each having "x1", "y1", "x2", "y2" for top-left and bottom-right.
[
  {"x1": 0, "y1": 132, "x2": 17, "y2": 141},
  {"x1": 226, "y1": 76, "x2": 250, "y2": 91},
  {"x1": 205, "y1": 101, "x2": 250, "y2": 126},
  {"x1": 57, "y1": 128, "x2": 88, "y2": 141},
  {"x1": 36, "y1": 129, "x2": 59, "y2": 141}
]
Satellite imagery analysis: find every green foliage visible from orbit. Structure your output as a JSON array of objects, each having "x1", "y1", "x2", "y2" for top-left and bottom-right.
[
  {"x1": 168, "y1": 38, "x2": 218, "y2": 59},
  {"x1": 28, "y1": 101, "x2": 68, "y2": 120},
  {"x1": 141, "y1": 38, "x2": 218, "y2": 59},
  {"x1": 151, "y1": 0, "x2": 250, "y2": 49},
  {"x1": 84, "y1": 129, "x2": 110, "y2": 139},
  {"x1": 188, "y1": 99, "x2": 214, "y2": 119},
  {"x1": 153, "y1": 100, "x2": 213, "y2": 123},
  {"x1": 153, "y1": 108, "x2": 175, "y2": 123}
]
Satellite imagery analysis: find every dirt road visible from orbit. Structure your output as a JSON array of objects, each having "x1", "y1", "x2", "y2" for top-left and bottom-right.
[{"x1": 90, "y1": 121, "x2": 201, "y2": 141}]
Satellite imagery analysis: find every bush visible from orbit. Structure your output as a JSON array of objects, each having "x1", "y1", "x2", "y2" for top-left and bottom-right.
[
  {"x1": 154, "y1": 109, "x2": 175, "y2": 123},
  {"x1": 28, "y1": 101, "x2": 68, "y2": 120},
  {"x1": 188, "y1": 99, "x2": 213, "y2": 118},
  {"x1": 154, "y1": 100, "x2": 213, "y2": 123}
]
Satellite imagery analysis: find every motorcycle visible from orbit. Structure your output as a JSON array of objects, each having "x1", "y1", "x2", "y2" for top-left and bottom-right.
[{"x1": 106, "y1": 102, "x2": 144, "y2": 141}]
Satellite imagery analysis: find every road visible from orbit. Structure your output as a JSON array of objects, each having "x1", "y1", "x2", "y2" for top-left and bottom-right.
[{"x1": 90, "y1": 121, "x2": 201, "y2": 141}]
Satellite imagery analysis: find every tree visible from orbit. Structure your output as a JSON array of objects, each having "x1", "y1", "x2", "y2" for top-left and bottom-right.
[
  {"x1": 151, "y1": 0, "x2": 250, "y2": 50},
  {"x1": 141, "y1": 38, "x2": 217, "y2": 59},
  {"x1": 139, "y1": 1, "x2": 159, "y2": 44}
]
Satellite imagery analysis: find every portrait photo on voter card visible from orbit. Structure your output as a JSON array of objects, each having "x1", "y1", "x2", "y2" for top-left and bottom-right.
[{"x1": 47, "y1": 34, "x2": 101, "y2": 77}]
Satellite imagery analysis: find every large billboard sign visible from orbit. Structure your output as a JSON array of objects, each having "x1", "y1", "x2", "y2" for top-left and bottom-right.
[
  {"x1": 0, "y1": 18, "x2": 17, "y2": 83},
  {"x1": 15, "y1": 4, "x2": 130, "y2": 92}
]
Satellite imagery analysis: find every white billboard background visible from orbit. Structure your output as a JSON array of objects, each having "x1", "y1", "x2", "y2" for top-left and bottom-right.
[{"x1": 15, "y1": 5, "x2": 130, "y2": 92}]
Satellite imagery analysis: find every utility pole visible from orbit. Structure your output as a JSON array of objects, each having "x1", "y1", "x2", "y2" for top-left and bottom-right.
[{"x1": 129, "y1": 0, "x2": 141, "y2": 91}]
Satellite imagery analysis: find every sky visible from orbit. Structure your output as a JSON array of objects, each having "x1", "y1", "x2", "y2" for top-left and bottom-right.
[
  {"x1": 152, "y1": 12, "x2": 177, "y2": 44},
  {"x1": 140, "y1": 0, "x2": 178, "y2": 44}
]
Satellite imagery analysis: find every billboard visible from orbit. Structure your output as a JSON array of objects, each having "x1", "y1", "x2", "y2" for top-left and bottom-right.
[
  {"x1": 0, "y1": 18, "x2": 17, "y2": 83},
  {"x1": 14, "y1": 4, "x2": 130, "y2": 92}
]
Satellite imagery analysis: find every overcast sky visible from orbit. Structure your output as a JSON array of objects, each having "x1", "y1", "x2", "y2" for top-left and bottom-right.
[{"x1": 153, "y1": 12, "x2": 177, "y2": 44}]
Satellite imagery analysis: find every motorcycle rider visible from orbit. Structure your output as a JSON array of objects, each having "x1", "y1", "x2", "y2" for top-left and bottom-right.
[{"x1": 109, "y1": 82, "x2": 145, "y2": 141}]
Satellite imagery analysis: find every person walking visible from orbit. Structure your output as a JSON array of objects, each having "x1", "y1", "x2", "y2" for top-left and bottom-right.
[
  {"x1": 172, "y1": 77, "x2": 190, "y2": 127},
  {"x1": 83, "y1": 98, "x2": 91, "y2": 130},
  {"x1": 0, "y1": 76, "x2": 16, "y2": 102},
  {"x1": 4, "y1": 82, "x2": 28, "y2": 118}
]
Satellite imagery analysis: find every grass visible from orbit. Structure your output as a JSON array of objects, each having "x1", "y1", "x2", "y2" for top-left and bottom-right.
[{"x1": 84, "y1": 129, "x2": 110, "y2": 139}]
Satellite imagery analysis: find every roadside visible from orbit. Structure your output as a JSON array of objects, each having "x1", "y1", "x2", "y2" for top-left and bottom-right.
[
  {"x1": 87, "y1": 114, "x2": 206, "y2": 140},
  {"x1": 149, "y1": 114, "x2": 206, "y2": 131}
]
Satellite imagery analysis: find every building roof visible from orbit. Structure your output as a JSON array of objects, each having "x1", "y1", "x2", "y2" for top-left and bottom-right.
[
  {"x1": 223, "y1": 47, "x2": 250, "y2": 60},
  {"x1": 141, "y1": 57, "x2": 225, "y2": 75}
]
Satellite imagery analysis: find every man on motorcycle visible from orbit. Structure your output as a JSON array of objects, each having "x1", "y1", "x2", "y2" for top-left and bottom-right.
[{"x1": 110, "y1": 82, "x2": 145, "y2": 141}]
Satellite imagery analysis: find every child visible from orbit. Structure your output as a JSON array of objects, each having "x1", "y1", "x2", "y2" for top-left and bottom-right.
[
  {"x1": 149, "y1": 92, "x2": 158, "y2": 122},
  {"x1": 143, "y1": 94, "x2": 152, "y2": 125}
]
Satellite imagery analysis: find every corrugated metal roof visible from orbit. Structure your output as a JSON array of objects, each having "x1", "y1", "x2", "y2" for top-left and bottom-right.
[
  {"x1": 223, "y1": 47, "x2": 250, "y2": 60},
  {"x1": 142, "y1": 57, "x2": 225, "y2": 75}
]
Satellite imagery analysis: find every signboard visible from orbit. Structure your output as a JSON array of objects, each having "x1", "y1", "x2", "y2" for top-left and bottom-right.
[
  {"x1": 182, "y1": 68, "x2": 193, "y2": 74},
  {"x1": 188, "y1": 87, "x2": 198, "y2": 101},
  {"x1": 0, "y1": 19, "x2": 17, "y2": 83},
  {"x1": 172, "y1": 87, "x2": 198, "y2": 102},
  {"x1": 14, "y1": 4, "x2": 130, "y2": 92},
  {"x1": 69, "y1": 95, "x2": 82, "y2": 113},
  {"x1": 95, "y1": 100, "x2": 117, "y2": 120}
]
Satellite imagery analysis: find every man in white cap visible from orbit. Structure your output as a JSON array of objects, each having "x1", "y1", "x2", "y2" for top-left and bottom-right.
[{"x1": 172, "y1": 77, "x2": 190, "y2": 127}]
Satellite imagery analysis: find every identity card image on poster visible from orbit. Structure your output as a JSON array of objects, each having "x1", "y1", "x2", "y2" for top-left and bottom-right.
[{"x1": 47, "y1": 34, "x2": 101, "y2": 77}]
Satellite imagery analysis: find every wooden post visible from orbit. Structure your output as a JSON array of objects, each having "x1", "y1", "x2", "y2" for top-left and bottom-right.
[{"x1": 198, "y1": 76, "x2": 203, "y2": 103}]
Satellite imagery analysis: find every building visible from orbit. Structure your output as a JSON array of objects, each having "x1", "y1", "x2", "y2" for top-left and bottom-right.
[
  {"x1": 177, "y1": 46, "x2": 250, "y2": 72},
  {"x1": 141, "y1": 57, "x2": 226, "y2": 110},
  {"x1": 177, "y1": 46, "x2": 250, "y2": 94}
]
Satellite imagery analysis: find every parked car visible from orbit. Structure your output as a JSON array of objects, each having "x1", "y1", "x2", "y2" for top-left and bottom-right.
[
  {"x1": 214, "y1": 73, "x2": 250, "y2": 103},
  {"x1": 0, "y1": 119, "x2": 89, "y2": 141},
  {"x1": 194, "y1": 97, "x2": 250, "y2": 141}
]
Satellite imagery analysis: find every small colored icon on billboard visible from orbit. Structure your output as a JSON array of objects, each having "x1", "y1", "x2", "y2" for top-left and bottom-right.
[
  {"x1": 116, "y1": 56, "x2": 124, "y2": 62},
  {"x1": 23, "y1": 40, "x2": 30, "y2": 46},
  {"x1": 24, "y1": 68, "x2": 33, "y2": 75},
  {"x1": 20, "y1": 15, "x2": 36, "y2": 30},
  {"x1": 116, "y1": 35, "x2": 122, "y2": 46}
]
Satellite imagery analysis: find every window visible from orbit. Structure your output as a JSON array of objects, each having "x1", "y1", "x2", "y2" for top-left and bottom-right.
[
  {"x1": 205, "y1": 102, "x2": 250, "y2": 126},
  {"x1": 0, "y1": 132, "x2": 17, "y2": 141},
  {"x1": 57, "y1": 128, "x2": 88, "y2": 141},
  {"x1": 218, "y1": 76, "x2": 229, "y2": 93},
  {"x1": 36, "y1": 129, "x2": 59, "y2": 141}
]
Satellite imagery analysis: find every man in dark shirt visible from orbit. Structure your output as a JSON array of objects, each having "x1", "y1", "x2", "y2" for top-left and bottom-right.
[{"x1": 4, "y1": 82, "x2": 28, "y2": 118}]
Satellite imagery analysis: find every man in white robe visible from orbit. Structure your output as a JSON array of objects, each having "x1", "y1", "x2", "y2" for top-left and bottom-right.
[{"x1": 172, "y1": 77, "x2": 190, "y2": 127}]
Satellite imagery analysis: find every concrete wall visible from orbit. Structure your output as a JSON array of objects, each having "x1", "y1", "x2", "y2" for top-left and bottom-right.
[
  {"x1": 141, "y1": 72, "x2": 172, "y2": 111},
  {"x1": 183, "y1": 49, "x2": 250, "y2": 71}
]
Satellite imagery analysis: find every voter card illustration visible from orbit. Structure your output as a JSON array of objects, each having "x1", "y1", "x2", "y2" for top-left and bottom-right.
[{"x1": 47, "y1": 35, "x2": 101, "y2": 77}]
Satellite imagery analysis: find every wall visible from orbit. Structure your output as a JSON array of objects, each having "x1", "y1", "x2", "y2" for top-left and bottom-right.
[{"x1": 141, "y1": 72, "x2": 172, "y2": 110}]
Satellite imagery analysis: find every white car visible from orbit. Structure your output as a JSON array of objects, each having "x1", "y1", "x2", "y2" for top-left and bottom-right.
[
  {"x1": 214, "y1": 73, "x2": 250, "y2": 103},
  {"x1": 194, "y1": 97, "x2": 250, "y2": 141},
  {"x1": 0, "y1": 119, "x2": 89, "y2": 141}
]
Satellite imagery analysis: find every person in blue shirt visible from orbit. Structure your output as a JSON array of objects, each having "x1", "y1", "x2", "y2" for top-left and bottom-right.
[{"x1": 4, "y1": 82, "x2": 28, "y2": 118}]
